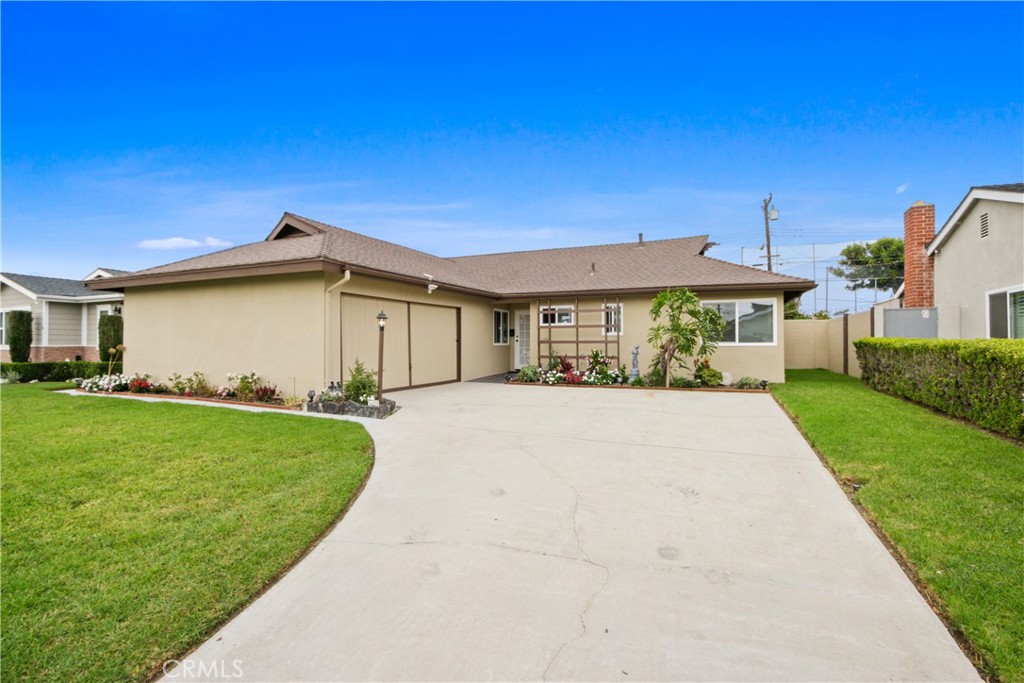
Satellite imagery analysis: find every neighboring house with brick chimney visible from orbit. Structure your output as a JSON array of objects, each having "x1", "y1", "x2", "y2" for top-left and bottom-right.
[
  {"x1": 889, "y1": 184, "x2": 1024, "y2": 339},
  {"x1": 0, "y1": 270, "x2": 127, "y2": 362},
  {"x1": 85, "y1": 212, "x2": 815, "y2": 392}
]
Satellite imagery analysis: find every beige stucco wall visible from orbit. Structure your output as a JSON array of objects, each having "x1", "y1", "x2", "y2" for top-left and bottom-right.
[
  {"x1": 513, "y1": 290, "x2": 787, "y2": 383},
  {"x1": 784, "y1": 311, "x2": 871, "y2": 378},
  {"x1": 125, "y1": 273, "x2": 327, "y2": 395},
  {"x1": 123, "y1": 272, "x2": 792, "y2": 392},
  {"x1": 784, "y1": 319, "x2": 830, "y2": 370},
  {"x1": 845, "y1": 311, "x2": 871, "y2": 378},
  {"x1": 325, "y1": 273, "x2": 510, "y2": 386},
  {"x1": 933, "y1": 198, "x2": 1024, "y2": 338}
]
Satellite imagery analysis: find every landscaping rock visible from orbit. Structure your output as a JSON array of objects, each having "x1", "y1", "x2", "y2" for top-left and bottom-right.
[{"x1": 305, "y1": 398, "x2": 398, "y2": 419}]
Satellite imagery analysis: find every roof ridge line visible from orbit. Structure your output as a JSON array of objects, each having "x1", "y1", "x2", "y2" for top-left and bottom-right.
[
  {"x1": 291, "y1": 213, "x2": 462, "y2": 265},
  {"x1": 448, "y1": 234, "x2": 710, "y2": 260}
]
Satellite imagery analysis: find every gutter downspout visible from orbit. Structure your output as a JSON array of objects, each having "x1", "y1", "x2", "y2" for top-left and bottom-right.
[{"x1": 323, "y1": 269, "x2": 351, "y2": 388}]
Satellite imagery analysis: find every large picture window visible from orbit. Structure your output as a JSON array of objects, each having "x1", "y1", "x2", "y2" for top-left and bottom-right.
[
  {"x1": 702, "y1": 299, "x2": 776, "y2": 344},
  {"x1": 493, "y1": 309, "x2": 509, "y2": 345}
]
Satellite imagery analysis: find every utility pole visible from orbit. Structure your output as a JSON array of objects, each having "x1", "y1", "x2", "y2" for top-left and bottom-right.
[
  {"x1": 762, "y1": 194, "x2": 778, "y2": 272},
  {"x1": 812, "y1": 243, "x2": 818, "y2": 312}
]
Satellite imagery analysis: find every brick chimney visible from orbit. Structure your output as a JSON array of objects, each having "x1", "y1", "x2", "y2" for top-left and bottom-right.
[{"x1": 903, "y1": 201, "x2": 935, "y2": 308}]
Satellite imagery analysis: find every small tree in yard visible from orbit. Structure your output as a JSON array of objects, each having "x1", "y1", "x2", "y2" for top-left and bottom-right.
[
  {"x1": 7, "y1": 311, "x2": 33, "y2": 362},
  {"x1": 99, "y1": 315, "x2": 123, "y2": 363},
  {"x1": 647, "y1": 288, "x2": 725, "y2": 387}
]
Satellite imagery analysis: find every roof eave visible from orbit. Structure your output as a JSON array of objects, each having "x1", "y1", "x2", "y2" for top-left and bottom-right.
[
  {"x1": 84, "y1": 259, "x2": 340, "y2": 290},
  {"x1": 0, "y1": 275, "x2": 39, "y2": 301},
  {"x1": 495, "y1": 280, "x2": 816, "y2": 300}
]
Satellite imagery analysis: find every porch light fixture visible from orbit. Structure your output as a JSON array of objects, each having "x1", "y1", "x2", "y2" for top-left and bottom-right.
[{"x1": 376, "y1": 311, "x2": 387, "y2": 402}]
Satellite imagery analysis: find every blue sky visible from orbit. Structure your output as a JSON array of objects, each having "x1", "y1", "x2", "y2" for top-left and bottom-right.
[{"x1": 3, "y1": 2, "x2": 1022, "y2": 313}]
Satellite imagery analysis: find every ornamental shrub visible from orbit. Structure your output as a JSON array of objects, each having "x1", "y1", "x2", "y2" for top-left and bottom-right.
[
  {"x1": 518, "y1": 364, "x2": 541, "y2": 383},
  {"x1": 98, "y1": 315, "x2": 123, "y2": 363},
  {"x1": 854, "y1": 338, "x2": 1024, "y2": 440},
  {"x1": 735, "y1": 376, "x2": 762, "y2": 390},
  {"x1": 344, "y1": 359, "x2": 378, "y2": 405},
  {"x1": 7, "y1": 311, "x2": 33, "y2": 362}
]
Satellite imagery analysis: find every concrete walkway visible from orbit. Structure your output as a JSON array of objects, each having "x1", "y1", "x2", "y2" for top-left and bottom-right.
[{"x1": 163, "y1": 384, "x2": 978, "y2": 682}]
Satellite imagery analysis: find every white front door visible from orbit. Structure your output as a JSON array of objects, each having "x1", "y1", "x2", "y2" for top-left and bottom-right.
[{"x1": 514, "y1": 310, "x2": 531, "y2": 369}]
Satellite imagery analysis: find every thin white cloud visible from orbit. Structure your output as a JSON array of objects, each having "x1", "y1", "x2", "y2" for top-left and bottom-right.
[
  {"x1": 895, "y1": 183, "x2": 910, "y2": 194},
  {"x1": 137, "y1": 236, "x2": 233, "y2": 250}
]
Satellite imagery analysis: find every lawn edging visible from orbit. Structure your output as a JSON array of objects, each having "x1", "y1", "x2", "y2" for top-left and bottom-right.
[
  {"x1": 2, "y1": 383, "x2": 377, "y2": 683},
  {"x1": 771, "y1": 369, "x2": 1022, "y2": 683},
  {"x1": 769, "y1": 389, "x2": 992, "y2": 682},
  {"x1": 151, "y1": 445, "x2": 376, "y2": 682}
]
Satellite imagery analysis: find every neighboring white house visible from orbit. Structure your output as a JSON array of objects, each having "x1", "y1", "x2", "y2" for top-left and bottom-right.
[
  {"x1": 0, "y1": 270, "x2": 127, "y2": 362},
  {"x1": 876, "y1": 184, "x2": 1024, "y2": 339}
]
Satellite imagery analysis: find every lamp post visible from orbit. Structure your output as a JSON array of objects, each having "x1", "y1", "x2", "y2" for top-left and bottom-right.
[{"x1": 376, "y1": 310, "x2": 387, "y2": 402}]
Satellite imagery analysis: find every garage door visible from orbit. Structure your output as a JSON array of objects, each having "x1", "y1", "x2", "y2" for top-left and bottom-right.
[{"x1": 340, "y1": 295, "x2": 459, "y2": 391}]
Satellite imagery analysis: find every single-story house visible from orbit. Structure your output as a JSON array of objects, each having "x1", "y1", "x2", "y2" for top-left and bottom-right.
[
  {"x1": 882, "y1": 184, "x2": 1023, "y2": 339},
  {"x1": 86, "y1": 213, "x2": 815, "y2": 392},
  {"x1": 1, "y1": 269, "x2": 127, "y2": 362}
]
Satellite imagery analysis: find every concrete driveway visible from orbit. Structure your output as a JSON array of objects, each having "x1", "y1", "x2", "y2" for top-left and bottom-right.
[{"x1": 168, "y1": 383, "x2": 978, "y2": 682}]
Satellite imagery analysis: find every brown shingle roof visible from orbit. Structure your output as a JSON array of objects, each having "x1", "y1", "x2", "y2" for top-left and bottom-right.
[
  {"x1": 450, "y1": 236, "x2": 813, "y2": 295},
  {"x1": 91, "y1": 212, "x2": 815, "y2": 297}
]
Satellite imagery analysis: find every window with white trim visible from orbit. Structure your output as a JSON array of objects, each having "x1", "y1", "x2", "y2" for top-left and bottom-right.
[
  {"x1": 603, "y1": 304, "x2": 624, "y2": 336},
  {"x1": 988, "y1": 286, "x2": 1024, "y2": 339},
  {"x1": 702, "y1": 299, "x2": 776, "y2": 344},
  {"x1": 493, "y1": 309, "x2": 509, "y2": 345},
  {"x1": 540, "y1": 306, "x2": 574, "y2": 326}
]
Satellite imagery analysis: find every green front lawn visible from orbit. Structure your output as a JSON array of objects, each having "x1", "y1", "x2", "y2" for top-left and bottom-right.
[
  {"x1": 772, "y1": 370, "x2": 1024, "y2": 683},
  {"x1": 1, "y1": 383, "x2": 374, "y2": 682}
]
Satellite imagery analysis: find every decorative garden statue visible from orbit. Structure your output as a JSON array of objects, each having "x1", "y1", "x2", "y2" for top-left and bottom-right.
[{"x1": 630, "y1": 345, "x2": 640, "y2": 380}]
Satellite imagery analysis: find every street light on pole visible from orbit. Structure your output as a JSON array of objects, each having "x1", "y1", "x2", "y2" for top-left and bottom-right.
[{"x1": 376, "y1": 310, "x2": 387, "y2": 402}]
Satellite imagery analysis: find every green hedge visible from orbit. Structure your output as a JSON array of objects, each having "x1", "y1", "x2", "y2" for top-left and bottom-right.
[
  {"x1": 0, "y1": 361, "x2": 121, "y2": 383},
  {"x1": 98, "y1": 315, "x2": 123, "y2": 363},
  {"x1": 854, "y1": 338, "x2": 1024, "y2": 440}
]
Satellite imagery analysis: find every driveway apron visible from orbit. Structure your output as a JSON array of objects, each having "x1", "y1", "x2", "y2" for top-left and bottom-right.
[{"x1": 168, "y1": 383, "x2": 979, "y2": 682}]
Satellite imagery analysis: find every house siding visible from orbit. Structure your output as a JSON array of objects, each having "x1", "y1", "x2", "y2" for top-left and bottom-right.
[
  {"x1": 0, "y1": 283, "x2": 43, "y2": 348},
  {"x1": 47, "y1": 302, "x2": 83, "y2": 346},
  {"x1": 933, "y1": 198, "x2": 1024, "y2": 338}
]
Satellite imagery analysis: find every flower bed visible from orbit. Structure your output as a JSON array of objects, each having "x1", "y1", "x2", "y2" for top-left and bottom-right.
[
  {"x1": 74, "y1": 371, "x2": 306, "y2": 409},
  {"x1": 515, "y1": 350, "x2": 767, "y2": 392}
]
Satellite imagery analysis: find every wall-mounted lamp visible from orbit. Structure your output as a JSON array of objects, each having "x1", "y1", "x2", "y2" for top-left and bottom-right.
[{"x1": 427, "y1": 284, "x2": 438, "y2": 294}]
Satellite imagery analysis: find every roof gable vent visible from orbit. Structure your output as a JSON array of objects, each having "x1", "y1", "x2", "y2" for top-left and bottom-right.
[
  {"x1": 274, "y1": 224, "x2": 311, "y2": 239},
  {"x1": 980, "y1": 213, "x2": 989, "y2": 238}
]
